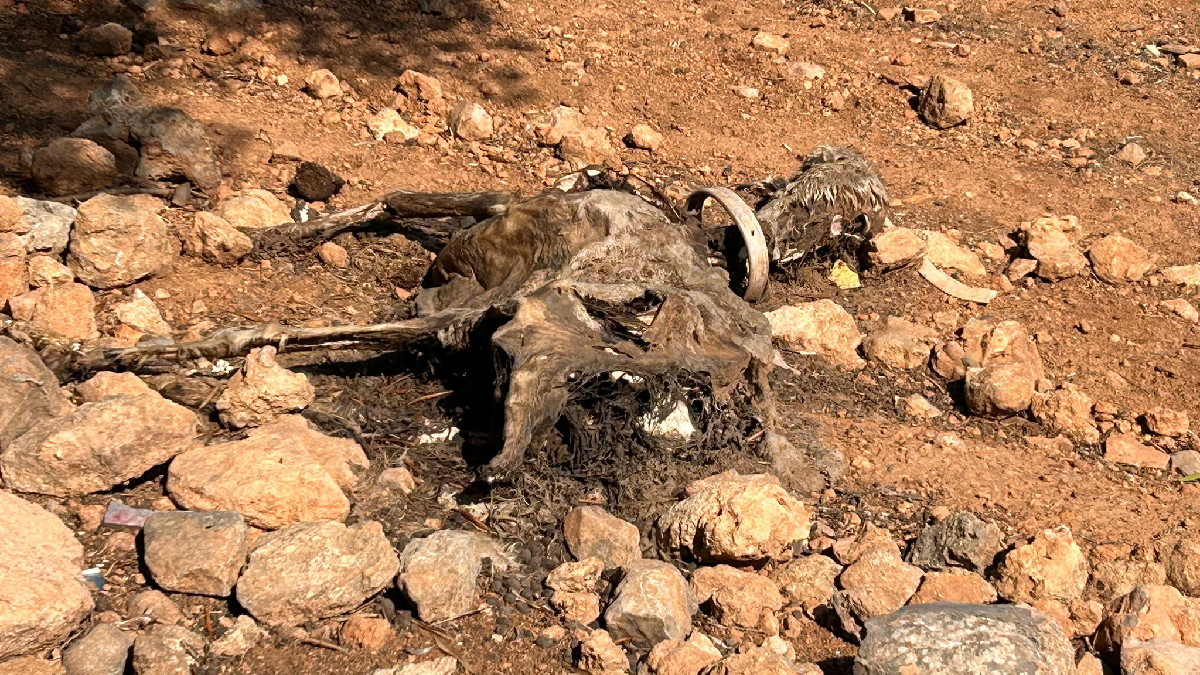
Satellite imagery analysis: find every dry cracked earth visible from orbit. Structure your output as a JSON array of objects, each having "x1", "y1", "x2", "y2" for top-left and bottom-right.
[{"x1": 2, "y1": 0, "x2": 1200, "y2": 674}]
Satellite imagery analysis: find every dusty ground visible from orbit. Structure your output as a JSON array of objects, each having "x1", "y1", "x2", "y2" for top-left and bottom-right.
[{"x1": 3, "y1": 0, "x2": 1200, "y2": 671}]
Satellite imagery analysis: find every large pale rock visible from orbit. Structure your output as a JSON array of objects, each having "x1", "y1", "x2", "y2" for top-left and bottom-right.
[
  {"x1": 1090, "y1": 558, "x2": 1167, "y2": 602},
  {"x1": 0, "y1": 337, "x2": 73, "y2": 450},
  {"x1": 397, "y1": 530, "x2": 510, "y2": 623},
  {"x1": 559, "y1": 127, "x2": 618, "y2": 168},
  {"x1": 367, "y1": 109, "x2": 419, "y2": 142},
  {"x1": 208, "y1": 616, "x2": 267, "y2": 657},
  {"x1": 1163, "y1": 539, "x2": 1200, "y2": 597},
  {"x1": 1106, "y1": 434, "x2": 1170, "y2": 469},
  {"x1": 917, "y1": 230, "x2": 987, "y2": 276},
  {"x1": 965, "y1": 362, "x2": 1036, "y2": 416},
  {"x1": 993, "y1": 526, "x2": 1089, "y2": 605},
  {"x1": 1146, "y1": 409, "x2": 1190, "y2": 438},
  {"x1": 861, "y1": 317, "x2": 937, "y2": 369},
  {"x1": 215, "y1": 346, "x2": 314, "y2": 428},
  {"x1": 1, "y1": 391, "x2": 198, "y2": 496},
  {"x1": 866, "y1": 227, "x2": 927, "y2": 270},
  {"x1": 1089, "y1": 234, "x2": 1155, "y2": 283},
  {"x1": 906, "y1": 511, "x2": 1005, "y2": 573},
  {"x1": 62, "y1": 623, "x2": 132, "y2": 675},
  {"x1": 0, "y1": 233, "x2": 27, "y2": 305},
  {"x1": 397, "y1": 70, "x2": 443, "y2": 102},
  {"x1": 909, "y1": 569, "x2": 998, "y2": 605},
  {"x1": 1095, "y1": 585, "x2": 1200, "y2": 653},
  {"x1": 68, "y1": 194, "x2": 176, "y2": 289},
  {"x1": 449, "y1": 100, "x2": 493, "y2": 141},
  {"x1": 833, "y1": 523, "x2": 901, "y2": 565},
  {"x1": 130, "y1": 626, "x2": 204, "y2": 675},
  {"x1": 31, "y1": 139, "x2": 119, "y2": 196},
  {"x1": 961, "y1": 318, "x2": 1045, "y2": 380},
  {"x1": 1024, "y1": 218, "x2": 1089, "y2": 281},
  {"x1": 0, "y1": 196, "x2": 26, "y2": 233},
  {"x1": 112, "y1": 290, "x2": 171, "y2": 335},
  {"x1": 27, "y1": 256, "x2": 74, "y2": 288},
  {"x1": 537, "y1": 106, "x2": 585, "y2": 145},
  {"x1": 547, "y1": 558, "x2": 604, "y2": 594},
  {"x1": 178, "y1": 212, "x2": 252, "y2": 265},
  {"x1": 142, "y1": 511, "x2": 248, "y2": 596},
  {"x1": 13, "y1": 197, "x2": 75, "y2": 254},
  {"x1": 15, "y1": 283, "x2": 98, "y2": 342},
  {"x1": 213, "y1": 189, "x2": 291, "y2": 229},
  {"x1": 1031, "y1": 384, "x2": 1100, "y2": 444},
  {"x1": 604, "y1": 560, "x2": 696, "y2": 647},
  {"x1": 919, "y1": 75, "x2": 974, "y2": 129},
  {"x1": 646, "y1": 634, "x2": 721, "y2": 675},
  {"x1": 1120, "y1": 638, "x2": 1200, "y2": 675},
  {"x1": 0, "y1": 657, "x2": 66, "y2": 675},
  {"x1": 75, "y1": 371, "x2": 151, "y2": 402},
  {"x1": 304, "y1": 69, "x2": 342, "y2": 99},
  {"x1": 0, "y1": 492, "x2": 94, "y2": 660},
  {"x1": 577, "y1": 629, "x2": 628, "y2": 675},
  {"x1": 167, "y1": 415, "x2": 366, "y2": 529},
  {"x1": 658, "y1": 472, "x2": 809, "y2": 563},
  {"x1": 564, "y1": 506, "x2": 641, "y2": 568},
  {"x1": 765, "y1": 301, "x2": 863, "y2": 368},
  {"x1": 855, "y1": 603, "x2": 1075, "y2": 675},
  {"x1": 127, "y1": 591, "x2": 185, "y2": 625},
  {"x1": 690, "y1": 565, "x2": 784, "y2": 631},
  {"x1": 838, "y1": 547, "x2": 924, "y2": 621},
  {"x1": 770, "y1": 554, "x2": 842, "y2": 615},
  {"x1": 703, "y1": 646, "x2": 818, "y2": 675},
  {"x1": 1163, "y1": 265, "x2": 1200, "y2": 286},
  {"x1": 237, "y1": 520, "x2": 399, "y2": 626},
  {"x1": 130, "y1": 107, "x2": 222, "y2": 189}
]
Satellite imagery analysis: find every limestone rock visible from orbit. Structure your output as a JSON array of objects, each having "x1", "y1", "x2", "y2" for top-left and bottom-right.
[
  {"x1": 178, "y1": 212, "x2": 252, "y2": 265},
  {"x1": 861, "y1": 317, "x2": 937, "y2": 369},
  {"x1": 1161, "y1": 299, "x2": 1199, "y2": 323},
  {"x1": 0, "y1": 233, "x2": 27, "y2": 306},
  {"x1": 449, "y1": 101, "x2": 493, "y2": 141},
  {"x1": 1146, "y1": 409, "x2": 1189, "y2": 438},
  {"x1": 317, "y1": 242, "x2": 348, "y2": 267},
  {"x1": 27, "y1": 256, "x2": 74, "y2": 288},
  {"x1": 0, "y1": 337, "x2": 74, "y2": 449},
  {"x1": 1024, "y1": 218, "x2": 1089, "y2": 281},
  {"x1": 626, "y1": 124, "x2": 664, "y2": 151},
  {"x1": 559, "y1": 127, "x2": 618, "y2": 168},
  {"x1": 965, "y1": 363, "x2": 1036, "y2": 416},
  {"x1": 961, "y1": 318, "x2": 1045, "y2": 380},
  {"x1": 13, "y1": 197, "x2": 76, "y2": 255},
  {"x1": 564, "y1": 506, "x2": 641, "y2": 568},
  {"x1": 1090, "y1": 558, "x2": 1168, "y2": 601},
  {"x1": 838, "y1": 547, "x2": 924, "y2": 620},
  {"x1": 367, "y1": 109, "x2": 419, "y2": 142},
  {"x1": 917, "y1": 230, "x2": 987, "y2": 277},
  {"x1": 215, "y1": 346, "x2": 314, "y2": 428},
  {"x1": 339, "y1": 615, "x2": 393, "y2": 652},
  {"x1": 213, "y1": 189, "x2": 291, "y2": 229},
  {"x1": 578, "y1": 629, "x2": 628, "y2": 675},
  {"x1": 899, "y1": 393, "x2": 942, "y2": 420},
  {"x1": 142, "y1": 511, "x2": 248, "y2": 596},
  {"x1": 604, "y1": 560, "x2": 696, "y2": 647},
  {"x1": 919, "y1": 75, "x2": 974, "y2": 129},
  {"x1": 833, "y1": 523, "x2": 901, "y2": 565},
  {"x1": 75, "y1": 371, "x2": 151, "y2": 402},
  {"x1": 765, "y1": 300, "x2": 864, "y2": 368},
  {"x1": 646, "y1": 634, "x2": 721, "y2": 675},
  {"x1": 62, "y1": 623, "x2": 132, "y2": 675},
  {"x1": 1031, "y1": 384, "x2": 1100, "y2": 444},
  {"x1": 538, "y1": 106, "x2": 585, "y2": 146},
  {"x1": 702, "y1": 646, "x2": 815, "y2": 675},
  {"x1": 547, "y1": 558, "x2": 603, "y2": 594},
  {"x1": 1094, "y1": 585, "x2": 1196, "y2": 653},
  {"x1": 1105, "y1": 434, "x2": 1170, "y2": 469},
  {"x1": 691, "y1": 565, "x2": 784, "y2": 631},
  {"x1": 130, "y1": 626, "x2": 204, "y2": 675},
  {"x1": 237, "y1": 520, "x2": 398, "y2": 626},
  {"x1": 1120, "y1": 638, "x2": 1200, "y2": 675},
  {"x1": 658, "y1": 472, "x2": 810, "y2": 563},
  {"x1": 397, "y1": 530, "x2": 510, "y2": 623},
  {"x1": 551, "y1": 591, "x2": 602, "y2": 624},
  {"x1": 771, "y1": 554, "x2": 842, "y2": 615},
  {"x1": 112, "y1": 290, "x2": 171, "y2": 335},
  {"x1": 993, "y1": 526, "x2": 1089, "y2": 604},
  {"x1": 751, "y1": 32, "x2": 789, "y2": 54},
  {"x1": 867, "y1": 227, "x2": 927, "y2": 270},
  {"x1": 0, "y1": 195, "x2": 26, "y2": 233},
  {"x1": 1089, "y1": 234, "x2": 1155, "y2": 283},
  {"x1": 304, "y1": 69, "x2": 342, "y2": 99},
  {"x1": 906, "y1": 511, "x2": 1005, "y2": 573},
  {"x1": 909, "y1": 569, "x2": 998, "y2": 605},
  {"x1": 1163, "y1": 539, "x2": 1200, "y2": 597},
  {"x1": 129, "y1": 107, "x2": 222, "y2": 189},
  {"x1": 32, "y1": 139, "x2": 119, "y2": 197},
  {"x1": 855, "y1": 603, "x2": 1074, "y2": 675},
  {"x1": 208, "y1": 615, "x2": 267, "y2": 657},
  {"x1": 1163, "y1": 265, "x2": 1200, "y2": 286},
  {"x1": 1, "y1": 391, "x2": 197, "y2": 496},
  {"x1": 0, "y1": 492, "x2": 94, "y2": 660},
  {"x1": 17, "y1": 283, "x2": 98, "y2": 342},
  {"x1": 167, "y1": 415, "x2": 366, "y2": 529},
  {"x1": 127, "y1": 591, "x2": 185, "y2": 625},
  {"x1": 397, "y1": 70, "x2": 443, "y2": 102},
  {"x1": 68, "y1": 194, "x2": 176, "y2": 289}
]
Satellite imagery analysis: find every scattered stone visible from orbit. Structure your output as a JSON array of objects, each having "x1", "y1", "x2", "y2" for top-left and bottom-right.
[
  {"x1": 1088, "y1": 234, "x2": 1155, "y2": 283},
  {"x1": 1163, "y1": 265, "x2": 1200, "y2": 286},
  {"x1": 1146, "y1": 409, "x2": 1189, "y2": 437},
  {"x1": 771, "y1": 554, "x2": 842, "y2": 615},
  {"x1": 658, "y1": 472, "x2": 810, "y2": 563},
  {"x1": 112, "y1": 290, "x2": 171, "y2": 335},
  {"x1": 751, "y1": 32, "x2": 789, "y2": 54},
  {"x1": 142, "y1": 511, "x2": 248, "y2": 596},
  {"x1": 866, "y1": 227, "x2": 927, "y2": 270},
  {"x1": 31, "y1": 139, "x2": 119, "y2": 197},
  {"x1": 378, "y1": 466, "x2": 417, "y2": 494},
  {"x1": 130, "y1": 626, "x2": 204, "y2": 675},
  {"x1": 10, "y1": 198, "x2": 73, "y2": 255},
  {"x1": 578, "y1": 629, "x2": 628, "y2": 675},
  {"x1": 62, "y1": 623, "x2": 132, "y2": 675},
  {"x1": 208, "y1": 616, "x2": 267, "y2": 657},
  {"x1": 1, "y1": 390, "x2": 197, "y2": 496},
  {"x1": 909, "y1": 569, "x2": 998, "y2": 604},
  {"x1": 1171, "y1": 451, "x2": 1200, "y2": 477},
  {"x1": 917, "y1": 231, "x2": 987, "y2": 277},
  {"x1": 965, "y1": 363, "x2": 1036, "y2": 416},
  {"x1": 765, "y1": 300, "x2": 864, "y2": 368},
  {"x1": 704, "y1": 646, "x2": 813, "y2": 675},
  {"x1": 0, "y1": 233, "x2": 26, "y2": 305},
  {"x1": 291, "y1": 162, "x2": 344, "y2": 202},
  {"x1": 547, "y1": 558, "x2": 604, "y2": 623},
  {"x1": 317, "y1": 242, "x2": 349, "y2": 267},
  {"x1": 1105, "y1": 433, "x2": 1170, "y2": 469},
  {"x1": 127, "y1": 591, "x2": 186, "y2": 625},
  {"x1": 1121, "y1": 639, "x2": 1200, "y2": 675},
  {"x1": 0, "y1": 195, "x2": 26, "y2": 233},
  {"x1": 1007, "y1": 257, "x2": 1039, "y2": 280},
  {"x1": 305, "y1": 69, "x2": 342, "y2": 99},
  {"x1": 855, "y1": 603, "x2": 1074, "y2": 675},
  {"x1": 397, "y1": 70, "x2": 443, "y2": 102},
  {"x1": 788, "y1": 61, "x2": 826, "y2": 80},
  {"x1": 833, "y1": 523, "x2": 901, "y2": 565},
  {"x1": 732, "y1": 85, "x2": 759, "y2": 99},
  {"x1": 604, "y1": 559, "x2": 697, "y2": 647},
  {"x1": 237, "y1": 520, "x2": 398, "y2": 626},
  {"x1": 1095, "y1": 585, "x2": 1199, "y2": 652},
  {"x1": 899, "y1": 393, "x2": 942, "y2": 420},
  {"x1": 861, "y1": 317, "x2": 937, "y2": 369},
  {"x1": 27, "y1": 256, "x2": 74, "y2": 287},
  {"x1": 1031, "y1": 384, "x2": 1100, "y2": 444},
  {"x1": 838, "y1": 547, "x2": 924, "y2": 621},
  {"x1": 1116, "y1": 143, "x2": 1148, "y2": 166},
  {"x1": 1163, "y1": 539, "x2": 1200, "y2": 597},
  {"x1": 993, "y1": 526, "x2": 1088, "y2": 605},
  {"x1": 919, "y1": 75, "x2": 973, "y2": 129},
  {"x1": 373, "y1": 657, "x2": 458, "y2": 675},
  {"x1": 75, "y1": 371, "x2": 151, "y2": 402},
  {"x1": 129, "y1": 107, "x2": 222, "y2": 189},
  {"x1": 558, "y1": 127, "x2": 617, "y2": 168},
  {"x1": 367, "y1": 108, "x2": 419, "y2": 142},
  {"x1": 537, "y1": 106, "x2": 585, "y2": 145},
  {"x1": 625, "y1": 124, "x2": 663, "y2": 151},
  {"x1": 691, "y1": 565, "x2": 784, "y2": 631},
  {"x1": 1161, "y1": 299, "x2": 1199, "y2": 323},
  {"x1": 68, "y1": 194, "x2": 175, "y2": 289},
  {"x1": 449, "y1": 101, "x2": 493, "y2": 141},
  {"x1": 215, "y1": 346, "x2": 315, "y2": 428},
  {"x1": 167, "y1": 414, "x2": 366, "y2": 529},
  {"x1": 78, "y1": 23, "x2": 133, "y2": 56},
  {"x1": 213, "y1": 189, "x2": 292, "y2": 229},
  {"x1": 179, "y1": 212, "x2": 253, "y2": 265},
  {"x1": 340, "y1": 615, "x2": 393, "y2": 652},
  {"x1": 906, "y1": 511, "x2": 1005, "y2": 573},
  {"x1": 397, "y1": 530, "x2": 510, "y2": 623},
  {"x1": 646, "y1": 634, "x2": 721, "y2": 675},
  {"x1": 1076, "y1": 653, "x2": 1103, "y2": 675},
  {"x1": 13, "y1": 283, "x2": 98, "y2": 342},
  {"x1": 0, "y1": 492, "x2": 94, "y2": 660},
  {"x1": 564, "y1": 506, "x2": 641, "y2": 568},
  {"x1": 1023, "y1": 217, "x2": 1089, "y2": 281},
  {"x1": 961, "y1": 318, "x2": 1045, "y2": 380},
  {"x1": 905, "y1": 7, "x2": 942, "y2": 22},
  {"x1": 1181, "y1": 54, "x2": 1200, "y2": 70}
]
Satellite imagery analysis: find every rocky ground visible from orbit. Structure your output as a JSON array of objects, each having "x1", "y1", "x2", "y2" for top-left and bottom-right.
[{"x1": 2, "y1": 0, "x2": 1200, "y2": 674}]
